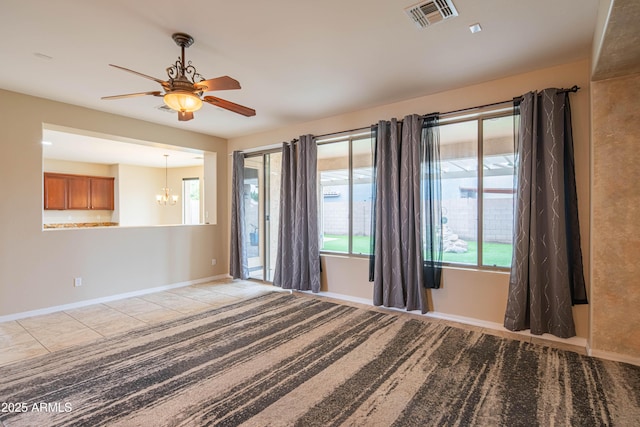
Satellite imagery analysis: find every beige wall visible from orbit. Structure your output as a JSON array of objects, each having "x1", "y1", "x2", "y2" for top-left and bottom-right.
[
  {"x1": 229, "y1": 60, "x2": 591, "y2": 338},
  {"x1": 114, "y1": 164, "x2": 205, "y2": 226},
  {"x1": 44, "y1": 158, "x2": 113, "y2": 176},
  {"x1": 118, "y1": 164, "x2": 165, "y2": 226},
  {"x1": 168, "y1": 165, "x2": 206, "y2": 225},
  {"x1": 591, "y1": 71, "x2": 640, "y2": 358},
  {"x1": 0, "y1": 89, "x2": 228, "y2": 317}
]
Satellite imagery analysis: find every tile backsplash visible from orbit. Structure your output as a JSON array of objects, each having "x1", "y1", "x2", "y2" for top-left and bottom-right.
[{"x1": 43, "y1": 210, "x2": 114, "y2": 225}]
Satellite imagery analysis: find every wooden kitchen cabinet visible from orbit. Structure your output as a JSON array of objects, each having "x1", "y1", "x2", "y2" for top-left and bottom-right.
[
  {"x1": 44, "y1": 173, "x2": 114, "y2": 210},
  {"x1": 67, "y1": 175, "x2": 90, "y2": 209},
  {"x1": 90, "y1": 177, "x2": 115, "y2": 210},
  {"x1": 44, "y1": 174, "x2": 67, "y2": 210}
]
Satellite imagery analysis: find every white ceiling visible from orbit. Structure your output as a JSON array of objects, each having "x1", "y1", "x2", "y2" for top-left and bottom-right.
[
  {"x1": 42, "y1": 128, "x2": 205, "y2": 168},
  {"x1": 0, "y1": 0, "x2": 599, "y2": 140}
]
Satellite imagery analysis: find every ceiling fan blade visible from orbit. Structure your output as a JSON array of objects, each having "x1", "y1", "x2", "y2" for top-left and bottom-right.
[
  {"x1": 194, "y1": 76, "x2": 241, "y2": 92},
  {"x1": 178, "y1": 111, "x2": 194, "y2": 121},
  {"x1": 203, "y1": 96, "x2": 256, "y2": 117},
  {"x1": 108, "y1": 64, "x2": 170, "y2": 89},
  {"x1": 101, "y1": 91, "x2": 163, "y2": 100}
]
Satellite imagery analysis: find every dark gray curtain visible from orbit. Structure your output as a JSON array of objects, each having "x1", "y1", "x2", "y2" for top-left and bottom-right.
[
  {"x1": 229, "y1": 151, "x2": 249, "y2": 279},
  {"x1": 273, "y1": 135, "x2": 321, "y2": 292},
  {"x1": 371, "y1": 114, "x2": 442, "y2": 313},
  {"x1": 504, "y1": 89, "x2": 588, "y2": 339}
]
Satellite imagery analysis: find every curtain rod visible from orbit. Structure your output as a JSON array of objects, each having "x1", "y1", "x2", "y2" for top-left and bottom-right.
[
  {"x1": 230, "y1": 139, "x2": 298, "y2": 156},
  {"x1": 422, "y1": 85, "x2": 580, "y2": 121},
  {"x1": 235, "y1": 86, "x2": 580, "y2": 153},
  {"x1": 314, "y1": 126, "x2": 372, "y2": 140},
  {"x1": 511, "y1": 85, "x2": 580, "y2": 104}
]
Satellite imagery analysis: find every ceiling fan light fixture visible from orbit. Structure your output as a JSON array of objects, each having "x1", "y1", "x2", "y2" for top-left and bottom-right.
[
  {"x1": 163, "y1": 91, "x2": 203, "y2": 113},
  {"x1": 103, "y1": 32, "x2": 255, "y2": 120}
]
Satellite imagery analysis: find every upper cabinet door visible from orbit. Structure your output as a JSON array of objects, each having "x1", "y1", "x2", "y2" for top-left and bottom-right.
[
  {"x1": 67, "y1": 176, "x2": 90, "y2": 209},
  {"x1": 90, "y1": 177, "x2": 115, "y2": 210},
  {"x1": 43, "y1": 173, "x2": 115, "y2": 210},
  {"x1": 44, "y1": 174, "x2": 67, "y2": 210}
]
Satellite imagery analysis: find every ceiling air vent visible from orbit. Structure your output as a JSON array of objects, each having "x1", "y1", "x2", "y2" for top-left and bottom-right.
[
  {"x1": 405, "y1": 0, "x2": 458, "y2": 29},
  {"x1": 157, "y1": 104, "x2": 175, "y2": 114}
]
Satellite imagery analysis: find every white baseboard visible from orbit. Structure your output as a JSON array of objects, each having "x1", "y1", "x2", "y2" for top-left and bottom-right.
[
  {"x1": 309, "y1": 290, "x2": 588, "y2": 349},
  {"x1": 426, "y1": 310, "x2": 588, "y2": 348},
  {"x1": 316, "y1": 291, "x2": 371, "y2": 306},
  {"x1": 588, "y1": 346, "x2": 640, "y2": 367},
  {"x1": 318, "y1": 291, "x2": 639, "y2": 366},
  {"x1": 0, "y1": 274, "x2": 230, "y2": 323}
]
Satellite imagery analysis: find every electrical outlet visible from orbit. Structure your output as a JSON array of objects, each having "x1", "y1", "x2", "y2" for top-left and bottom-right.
[
  {"x1": 211, "y1": 258, "x2": 217, "y2": 266},
  {"x1": 74, "y1": 277, "x2": 82, "y2": 287}
]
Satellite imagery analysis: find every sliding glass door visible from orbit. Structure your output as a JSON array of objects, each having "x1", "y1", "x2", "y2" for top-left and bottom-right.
[{"x1": 243, "y1": 151, "x2": 281, "y2": 281}]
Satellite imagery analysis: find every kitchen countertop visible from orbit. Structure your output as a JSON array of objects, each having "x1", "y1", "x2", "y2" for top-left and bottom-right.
[{"x1": 43, "y1": 222, "x2": 119, "y2": 229}]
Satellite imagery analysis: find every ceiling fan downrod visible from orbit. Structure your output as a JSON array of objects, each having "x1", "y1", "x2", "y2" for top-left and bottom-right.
[
  {"x1": 172, "y1": 33, "x2": 193, "y2": 72},
  {"x1": 167, "y1": 33, "x2": 201, "y2": 85}
]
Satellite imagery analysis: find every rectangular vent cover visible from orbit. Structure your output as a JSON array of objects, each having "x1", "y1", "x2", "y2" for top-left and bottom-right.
[
  {"x1": 157, "y1": 104, "x2": 175, "y2": 113},
  {"x1": 405, "y1": 0, "x2": 458, "y2": 28}
]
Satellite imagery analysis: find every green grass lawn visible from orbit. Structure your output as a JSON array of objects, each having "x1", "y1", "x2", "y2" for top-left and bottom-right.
[
  {"x1": 322, "y1": 234, "x2": 512, "y2": 267},
  {"x1": 443, "y1": 241, "x2": 512, "y2": 267},
  {"x1": 321, "y1": 235, "x2": 371, "y2": 255}
]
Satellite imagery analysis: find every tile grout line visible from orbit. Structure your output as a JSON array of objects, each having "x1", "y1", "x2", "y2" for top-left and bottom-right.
[
  {"x1": 15, "y1": 319, "x2": 53, "y2": 355},
  {"x1": 63, "y1": 305, "x2": 113, "y2": 339},
  {"x1": 165, "y1": 286, "x2": 240, "y2": 303},
  {"x1": 103, "y1": 298, "x2": 175, "y2": 323},
  {"x1": 0, "y1": 320, "x2": 51, "y2": 365},
  {"x1": 103, "y1": 304, "x2": 156, "y2": 325}
]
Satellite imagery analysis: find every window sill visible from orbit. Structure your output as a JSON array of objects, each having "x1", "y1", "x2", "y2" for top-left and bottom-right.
[
  {"x1": 320, "y1": 252, "x2": 370, "y2": 260},
  {"x1": 443, "y1": 264, "x2": 510, "y2": 274}
]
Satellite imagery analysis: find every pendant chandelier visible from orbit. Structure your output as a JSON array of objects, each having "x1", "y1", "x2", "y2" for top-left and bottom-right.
[{"x1": 156, "y1": 154, "x2": 179, "y2": 206}]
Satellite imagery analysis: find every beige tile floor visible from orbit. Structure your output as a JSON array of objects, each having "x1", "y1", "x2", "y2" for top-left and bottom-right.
[
  {"x1": 0, "y1": 279, "x2": 281, "y2": 367},
  {"x1": 0, "y1": 279, "x2": 585, "y2": 368}
]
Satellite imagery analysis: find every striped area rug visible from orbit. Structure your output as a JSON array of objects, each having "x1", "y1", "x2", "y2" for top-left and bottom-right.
[{"x1": 1, "y1": 292, "x2": 639, "y2": 426}]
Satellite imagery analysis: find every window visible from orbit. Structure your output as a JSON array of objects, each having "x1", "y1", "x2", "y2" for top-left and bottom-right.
[
  {"x1": 318, "y1": 134, "x2": 373, "y2": 255},
  {"x1": 182, "y1": 178, "x2": 200, "y2": 225},
  {"x1": 315, "y1": 110, "x2": 513, "y2": 267},
  {"x1": 440, "y1": 111, "x2": 515, "y2": 268},
  {"x1": 481, "y1": 116, "x2": 515, "y2": 267}
]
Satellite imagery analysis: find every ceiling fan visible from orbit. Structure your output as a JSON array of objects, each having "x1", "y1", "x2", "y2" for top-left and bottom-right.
[{"x1": 102, "y1": 32, "x2": 255, "y2": 121}]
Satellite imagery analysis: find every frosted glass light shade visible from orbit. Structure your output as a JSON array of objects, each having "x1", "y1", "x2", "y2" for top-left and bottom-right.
[
  {"x1": 163, "y1": 91, "x2": 203, "y2": 112},
  {"x1": 156, "y1": 188, "x2": 179, "y2": 206}
]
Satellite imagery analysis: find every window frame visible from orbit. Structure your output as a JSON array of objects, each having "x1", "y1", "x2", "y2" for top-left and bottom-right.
[
  {"x1": 317, "y1": 132, "x2": 373, "y2": 257},
  {"x1": 314, "y1": 107, "x2": 514, "y2": 270},
  {"x1": 439, "y1": 108, "x2": 515, "y2": 271}
]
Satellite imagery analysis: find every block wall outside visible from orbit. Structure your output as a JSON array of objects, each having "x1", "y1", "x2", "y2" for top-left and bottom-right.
[{"x1": 321, "y1": 198, "x2": 513, "y2": 244}]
